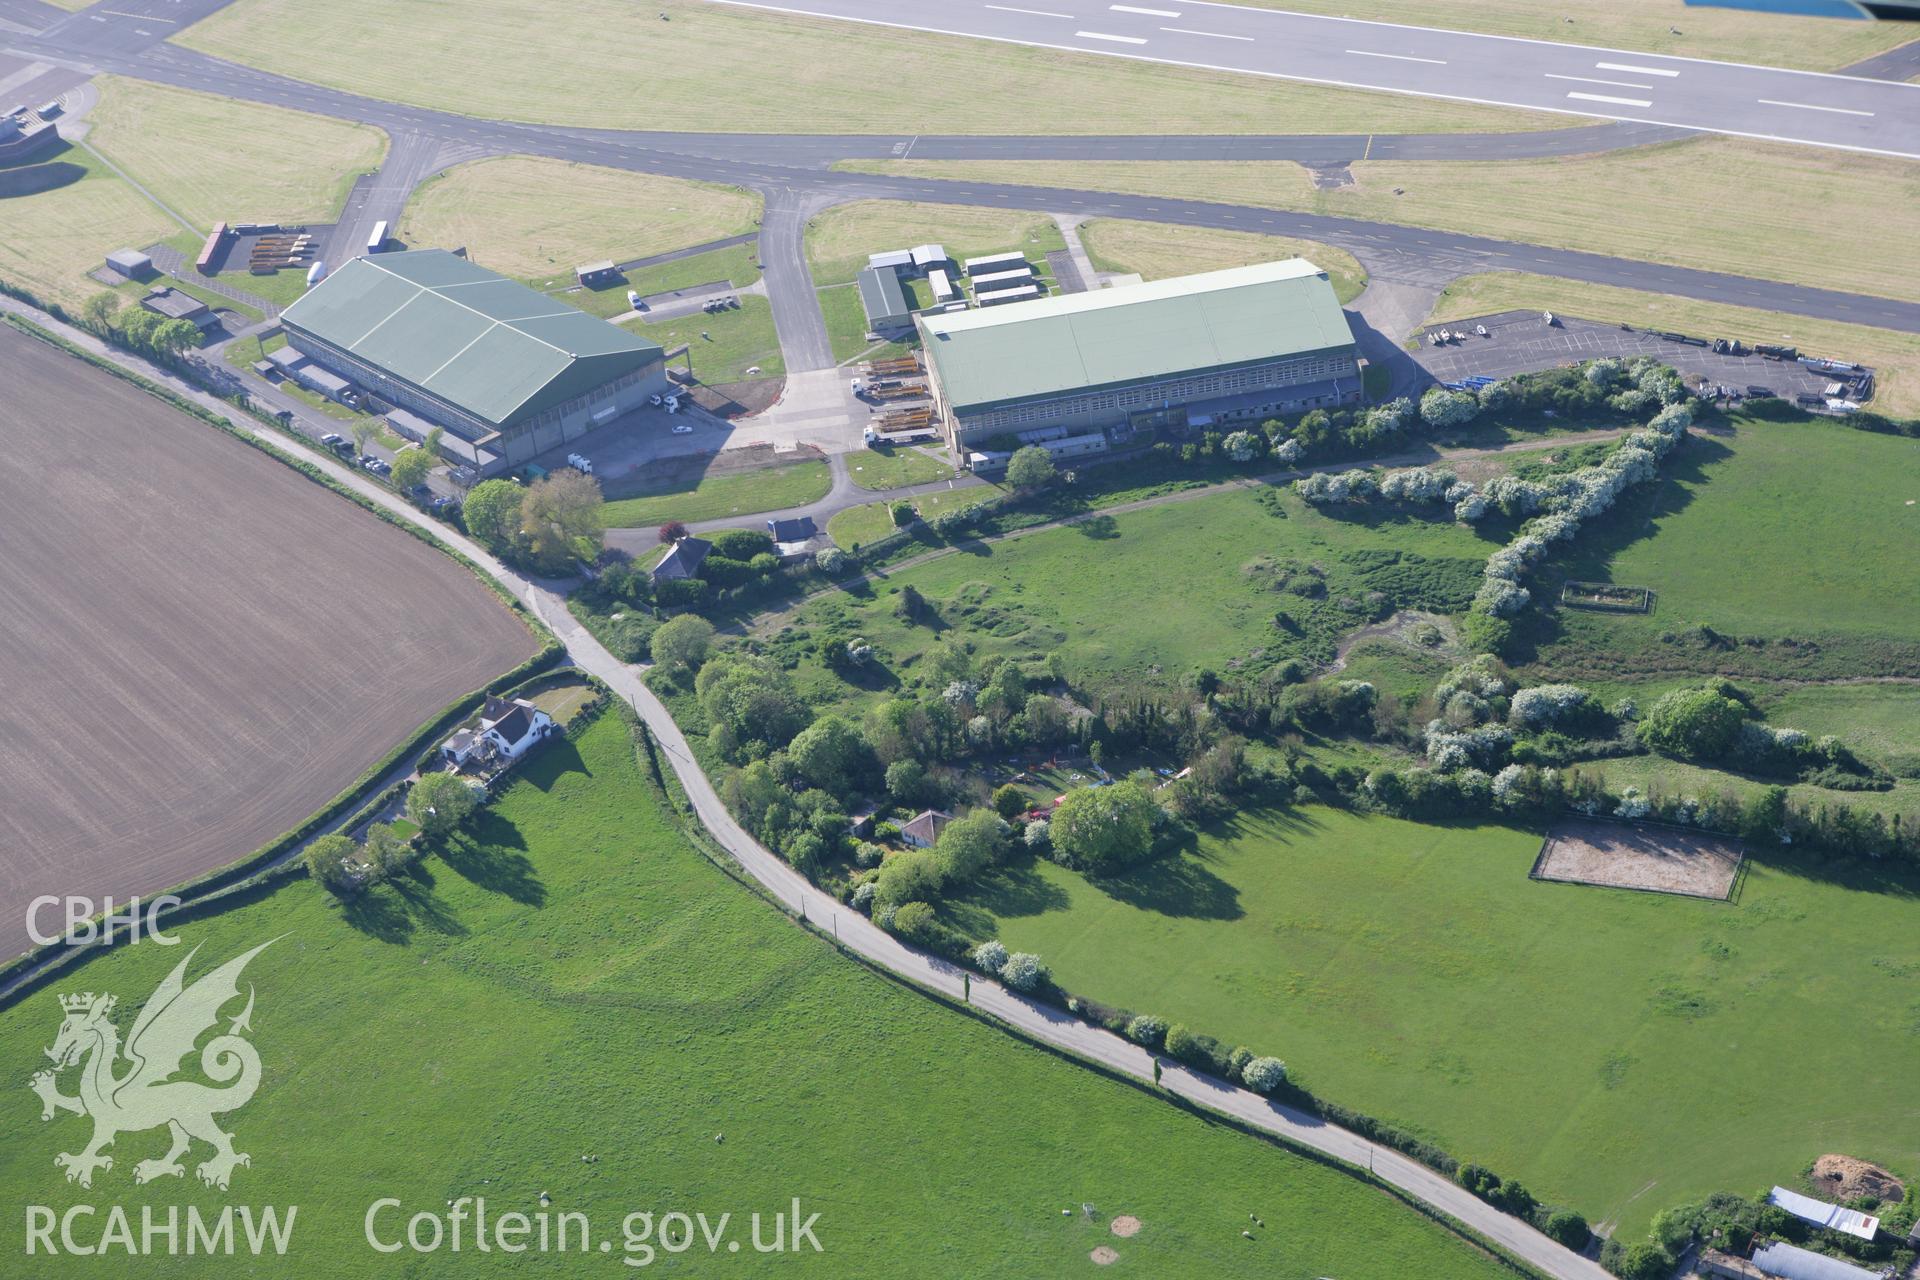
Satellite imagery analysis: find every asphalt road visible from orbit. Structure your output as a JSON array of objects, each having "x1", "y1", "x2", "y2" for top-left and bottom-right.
[
  {"x1": 0, "y1": 292, "x2": 1615, "y2": 1280},
  {"x1": 711, "y1": 0, "x2": 1920, "y2": 159},
  {"x1": 7, "y1": 31, "x2": 1917, "y2": 344}
]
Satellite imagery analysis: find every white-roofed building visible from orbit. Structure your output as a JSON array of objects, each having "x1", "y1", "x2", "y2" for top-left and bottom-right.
[
  {"x1": 1768, "y1": 1187, "x2": 1881, "y2": 1241},
  {"x1": 1751, "y1": 1241, "x2": 1887, "y2": 1280}
]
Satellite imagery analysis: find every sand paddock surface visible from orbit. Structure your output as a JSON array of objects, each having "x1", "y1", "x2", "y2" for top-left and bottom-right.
[{"x1": 1534, "y1": 819, "x2": 1743, "y2": 900}]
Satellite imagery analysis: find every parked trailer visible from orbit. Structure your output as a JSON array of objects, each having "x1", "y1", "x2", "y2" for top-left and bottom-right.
[
  {"x1": 195, "y1": 222, "x2": 229, "y2": 275},
  {"x1": 366, "y1": 220, "x2": 389, "y2": 254},
  {"x1": 871, "y1": 384, "x2": 929, "y2": 401},
  {"x1": 1755, "y1": 343, "x2": 1797, "y2": 361}
]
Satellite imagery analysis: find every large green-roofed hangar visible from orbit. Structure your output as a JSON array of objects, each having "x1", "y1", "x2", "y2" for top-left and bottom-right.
[
  {"x1": 916, "y1": 259, "x2": 1361, "y2": 455},
  {"x1": 281, "y1": 249, "x2": 668, "y2": 473}
]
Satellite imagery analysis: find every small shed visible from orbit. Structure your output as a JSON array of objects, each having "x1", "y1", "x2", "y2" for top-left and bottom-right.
[
  {"x1": 910, "y1": 244, "x2": 948, "y2": 272},
  {"x1": 766, "y1": 516, "x2": 815, "y2": 543},
  {"x1": 105, "y1": 248, "x2": 154, "y2": 280},
  {"x1": 576, "y1": 260, "x2": 620, "y2": 287},
  {"x1": 867, "y1": 249, "x2": 914, "y2": 271},
  {"x1": 971, "y1": 266, "x2": 1035, "y2": 294},
  {"x1": 140, "y1": 286, "x2": 217, "y2": 329}
]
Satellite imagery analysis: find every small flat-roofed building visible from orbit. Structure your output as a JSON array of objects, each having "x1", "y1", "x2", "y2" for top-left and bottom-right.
[
  {"x1": 971, "y1": 266, "x2": 1036, "y2": 294},
  {"x1": 576, "y1": 260, "x2": 620, "y2": 287},
  {"x1": 928, "y1": 268, "x2": 956, "y2": 305},
  {"x1": 857, "y1": 265, "x2": 915, "y2": 335},
  {"x1": 976, "y1": 283, "x2": 1041, "y2": 307},
  {"x1": 140, "y1": 286, "x2": 218, "y2": 330},
  {"x1": 917, "y1": 258, "x2": 1360, "y2": 454},
  {"x1": 105, "y1": 248, "x2": 153, "y2": 280},
  {"x1": 868, "y1": 249, "x2": 914, "y2": 271},
  {"x1": 963, "y1": 250, "x2": 1028, "y2": 277},
  {"x1": 266, "y1": 345, "x2": 354, "y2": 402},
  {"x1": 281, "y1": 250, "x2": 667, "y2": 475}
]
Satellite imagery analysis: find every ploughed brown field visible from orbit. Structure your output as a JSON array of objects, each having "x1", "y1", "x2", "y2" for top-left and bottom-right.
[{"x1": 0, "y1": 325, "x2": 538, "y2": 959}]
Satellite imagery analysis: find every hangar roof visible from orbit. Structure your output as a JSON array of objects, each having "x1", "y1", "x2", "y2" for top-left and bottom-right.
[
  {"x1": 917, "y1": 259, "x2": 1353, "y2": 413},
  {"x1": 281, "y1": 249, "x2": 660, "y2": 429}
]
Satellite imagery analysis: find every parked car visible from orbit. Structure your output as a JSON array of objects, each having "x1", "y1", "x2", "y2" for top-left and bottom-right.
[
  {"x1": 320, "y1": 432, "x2": 345, "y2": 447},
  {"x1": 405, "y1": 483, "x2": 432, "y2": 500},
  {"x1": 672, "y1": 423, "x2": 693, "y2": 435}
]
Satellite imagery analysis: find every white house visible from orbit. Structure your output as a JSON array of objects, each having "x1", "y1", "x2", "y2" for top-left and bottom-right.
[{"x1": 440, "y1": 696, "x2": 555, "y2": 770}]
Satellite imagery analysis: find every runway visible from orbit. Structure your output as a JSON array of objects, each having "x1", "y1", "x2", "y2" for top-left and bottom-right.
[{"x1": 710, "y1": 0, "x2": 1920, "y2": 159}]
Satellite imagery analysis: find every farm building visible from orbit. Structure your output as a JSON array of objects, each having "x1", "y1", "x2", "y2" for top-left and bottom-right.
[
  {"x1": 1766, "y1": 1188, "x2": 1881, "y2": 1241},
  {"x1": 1749, "y1": 1242, "x2": 1886, "y2": 1280},
  {"x1": 858, "y1": 265, "x2": 915, "y2": 335},
  {"x1": 916, "y1": 259, "x2": 1361, "y2": 453},
  {"x1": 280, "y1": 249, "x2": 667, "y2": 474}
]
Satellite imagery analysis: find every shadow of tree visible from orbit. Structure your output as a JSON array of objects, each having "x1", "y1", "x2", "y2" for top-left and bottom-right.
[
  {"x1": 1074, "y1": 514, "x2": 1120, "y2": 540},
  {"x1": 942, "y1": 857, "x2": 1073, "y2": 937},
  {"x1": 437, "y1": 820, "x2": 546, "y2": 907},
  {"x1": 1089, "y1": 852, "x2": 1244, "y2": 921}
]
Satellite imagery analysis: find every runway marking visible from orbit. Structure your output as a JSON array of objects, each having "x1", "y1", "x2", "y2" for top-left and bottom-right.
[
  {"x1": 1567, "y1": 91, "x2": 1653, "y2": 108},
  {"x1": 1544, "y1": 73, "x2": 1653, "y2": 91},
  {"x1": 1110, "y1": 3, "x2": 1181, "y2": 13},
  {"x1": 704, "y1": 0, "x2": 1920, "y2": 163},
  {"x1": 983, "y1": 4, "x2": 1072, "y2": 16},
  {"x1": 98, "y1": 8, "x2": 173, "y2": 18},
  {"x1": 1077, "y1": 29, "x2": 1148, "y2": 43},
  {"x1": 1161, "y1": 25, "x2": 1251, "y2": 40},
  {"x1": 1758, "y1": 98, "x2": 1875, "y2": 117},
  {"x1": 1595, "y1": 61, "x2": 1680, "y2": 77},
  {"x1": 1346, "y1": 49, "x2": 1445, "y2": 65}
]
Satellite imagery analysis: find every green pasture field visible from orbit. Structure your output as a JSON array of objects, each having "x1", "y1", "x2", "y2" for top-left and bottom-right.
[
  {"x1": 599, "y1": 458, "x2": 830, "y2": 528},
  {"x1": 1531, "y1": 418, "x2": 1920, "y2": 687},
  {"x1": 0, "y1": 715, "x2": 1515, "y2": 1279},
  {"x1": 790, "y1": 487, "x2": 1497, "y2": 709},
  {"x1": 825, "y1": 485, "x2": 1001, "y2": 552},
  {"x1": 946, "y1": 802, "x2": 1920, "y2": 1241},
  {"x1": 633, "y1": 295, "x2": 783, "y2": 386},
  {"x1": 845, "y1": 447, "x2": 955, "y2": 491}
]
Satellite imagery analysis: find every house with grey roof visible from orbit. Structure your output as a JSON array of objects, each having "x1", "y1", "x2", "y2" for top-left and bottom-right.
[
  {"x1": 651, "y1": 537, "x2": 711, "y2": 585},
  {"x1": 899, "y1": 809, "x2": 952, "y2": 849}
]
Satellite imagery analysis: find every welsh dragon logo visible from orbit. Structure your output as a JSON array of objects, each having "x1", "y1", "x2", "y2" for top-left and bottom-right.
[{"x1": 29, "y1": 941, "x2": 273, "y2": 1191}]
